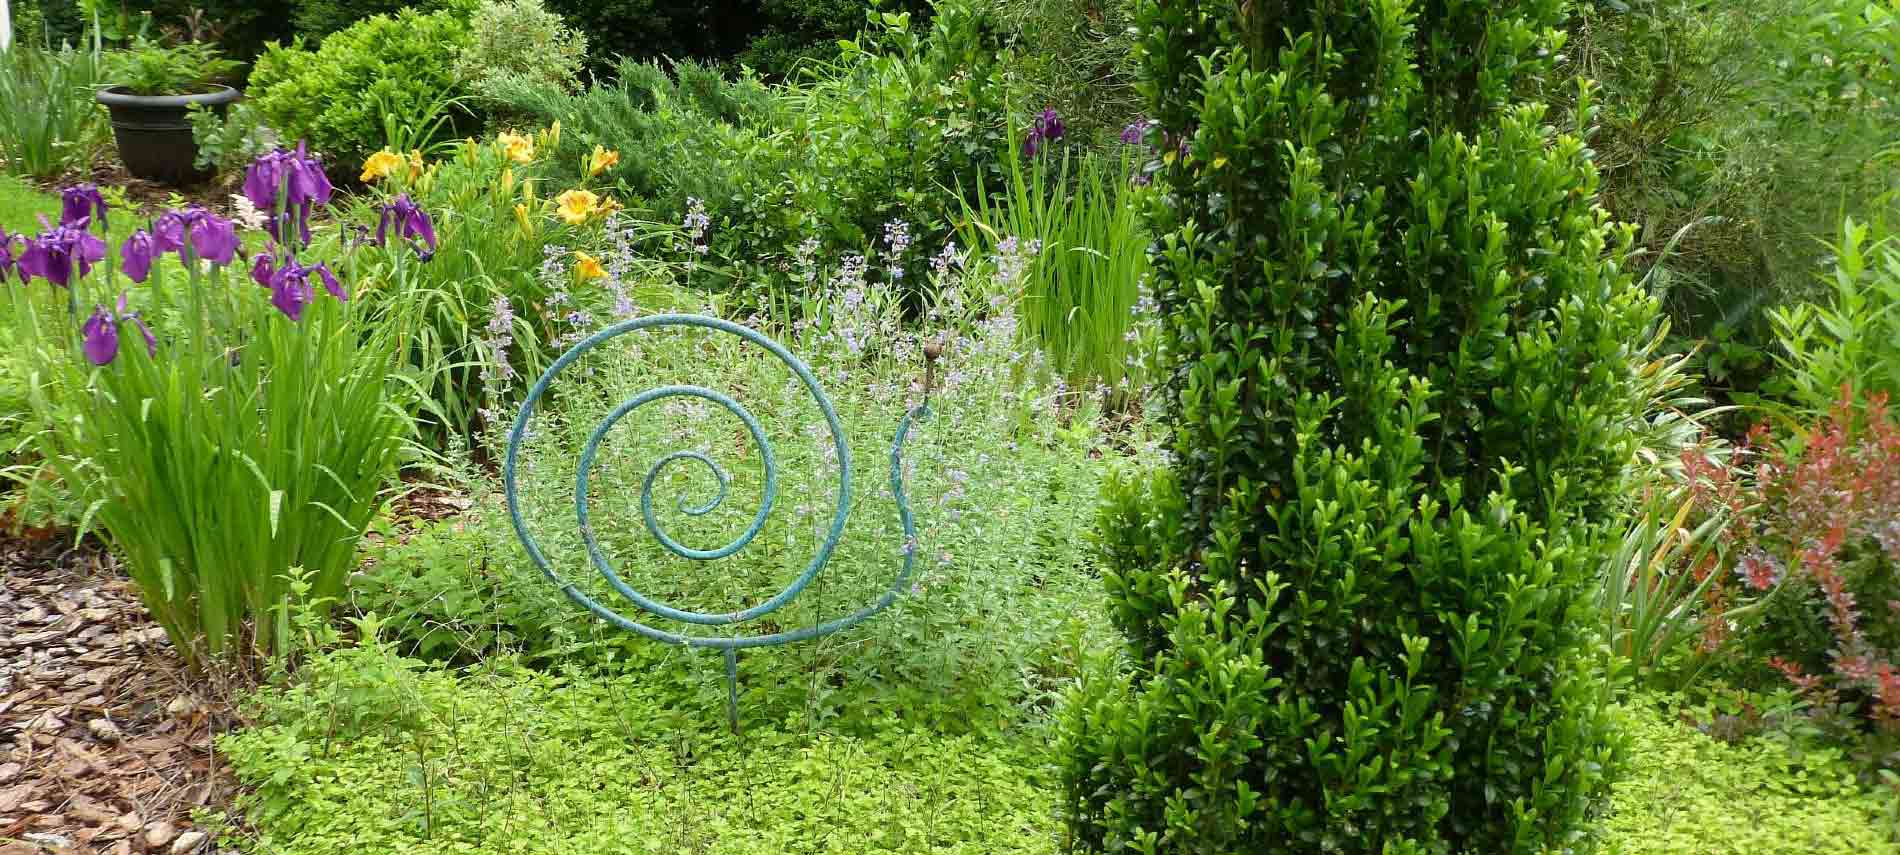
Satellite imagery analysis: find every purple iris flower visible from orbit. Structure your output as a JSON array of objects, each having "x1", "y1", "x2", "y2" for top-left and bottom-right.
[
  {"x1": 1120, "y1": 118, "x2": 1157, "y2": 146},
  {"x1": 121, "y1": 229, "x2": 159, "y2": 283},
  {"x1": 81, "y1": 306, "x2": 118, "y2": 365},
  {"x1": 245, "y1": 143, "x2": 333, "y2": 247},
  {"x1": 244, "y1": 142, "x2": 334, "y2": 211},
  {"x1": 270, "y1": 269, "x2": 313, "y2": 321},
  {"x1": 376, "y1": 194, "x2": 437, "y2": 260},
  {"x1": 255, "y1": 254, "x2": 345, "y2": 321},
  {"x1": 18, "y1": 220, "x2": 106, "y2": 288},
  {"x1": 1021, "y1": 108, "x2": 1066, "y2": 157},
  {"x1": 80, "y1": 295, "x2": 159, "y2": 366},
  {"x1": 154, "y1": 207, "x2": 240, "y2": 265},
  {"x1": 61, "y1": 184, "x2": 109, "y2": 231}
]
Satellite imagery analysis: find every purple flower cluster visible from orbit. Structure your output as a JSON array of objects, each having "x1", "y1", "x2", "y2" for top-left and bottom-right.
[
  {"x1": 1022, "y1": 108, "x2": 1065, "y2": 157},
  {"x1": 243, "y1": 142, "x2": 334, "y2": 246},
  {"x1": 15, "y1": 219, "x2": 105, "y2": 288},
  {"x1": 250, "y1": 253, "x2": 344, "y2": 322},
  {"x1": 375, "y1": 194, "x2": 438, "y2": 260}
]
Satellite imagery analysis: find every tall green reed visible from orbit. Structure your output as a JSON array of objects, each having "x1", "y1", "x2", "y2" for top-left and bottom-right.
[
  {"x1": 0, "y1": 40, "x2": 109, "y2": 180},
  {"x1": 957, "y1": 144, "x2": 1152, "y2": 396}
]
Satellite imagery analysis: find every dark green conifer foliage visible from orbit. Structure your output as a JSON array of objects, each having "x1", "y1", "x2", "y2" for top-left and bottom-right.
[{"x1": 1059, "y1": 1, "x2": 1656, "y2": 851}]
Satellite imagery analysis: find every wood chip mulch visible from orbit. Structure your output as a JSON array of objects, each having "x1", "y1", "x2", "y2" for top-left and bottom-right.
[{"x1": 0, "y1": 532, "x2": 239, "y2": 855}]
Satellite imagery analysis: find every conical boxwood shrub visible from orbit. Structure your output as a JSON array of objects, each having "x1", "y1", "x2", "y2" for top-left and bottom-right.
[{"x1": 1059, "y1": 1, "x2": 1657, "y2": 852}]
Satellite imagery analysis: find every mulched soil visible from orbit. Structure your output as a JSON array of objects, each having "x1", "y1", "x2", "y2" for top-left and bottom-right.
[
  {"x1": 0, "y1": 532, "x2": 239, "y2": 855},
  {"x1": 23, "y1": 160, "x2": 239, "y2": 221}
]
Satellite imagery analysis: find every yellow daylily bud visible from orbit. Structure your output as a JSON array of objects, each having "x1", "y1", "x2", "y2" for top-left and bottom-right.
[
  {"x1": 408, "y1": 149, "x2": 425, "y2": 176},
  {"x1": 555, "y1": 189, "x2": 600, "y2": 225},
  {"x1": 587, "y1": 145, "x2": 620, "y2": 178},
  {"x1": 360, "y1": 150, "x2": 405, "y2": 182},
  {"x1": 574, "y1": 251, "x2": 605, "y2": 281},
  {"x1": 514, "y1": 202, "x2": 535, "y2": 237},
  {"x1": 500, "y1": 167, "x2": 515, "y2": 195}
]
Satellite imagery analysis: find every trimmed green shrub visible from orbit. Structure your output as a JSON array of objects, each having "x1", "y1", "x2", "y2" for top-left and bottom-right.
[
  {"x1": 290, "y1": 0, "x2": 461, "y2": 40},
  {"x1": 248, "y1": 6, "x2": 475, "y2": 167},
  {"x1": 1059, "y1": 1, "x2": 1659, "y2": 851},
  {"x1": 456, "y1": 0, "x2": 588, "y2": 110}
]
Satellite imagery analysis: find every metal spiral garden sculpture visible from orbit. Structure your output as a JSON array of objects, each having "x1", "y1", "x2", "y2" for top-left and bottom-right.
[{"x1": 503, "y1": 314, "x2": 934, "y2": 731}]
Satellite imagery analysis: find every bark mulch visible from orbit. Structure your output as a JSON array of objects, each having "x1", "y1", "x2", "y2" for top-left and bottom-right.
[{"x1": 0, "y1": 531, "x2": 238, "y2": 855}]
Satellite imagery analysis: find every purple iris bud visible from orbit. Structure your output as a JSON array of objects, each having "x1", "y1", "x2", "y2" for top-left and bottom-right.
[
  {"x1": 290, "y1": 142, "x2": 334, "y2": 207},
  {"x1": 377, "y1": 194, "x2": 437, "y2": 259},
  {"x1": 121, "y1": 229, "x2": 159, "y2": 283},
  {"x1": 1021, "y1": 135, "x2": 1040, "y2": 157},
  {"x1": 115, "y1": 293, "x2": 158, "y2": 358},
  {"x1": 61, "y1": 184, "x2": 108, "y2": 231},
  {"x1": 251, "y1": 252, "x2": 275, "y2": 288},
  {"x1": 313, "y1": 262, "x2": 346, "y2": 301},
  {"x1": 243, "y1": 150, "x2": 289, "y2": 212},
  {"x1": 0, "y1": 229, "x2": 17, "y2": 283},
  {"x1": 18, "y1": 222, "x2": 106, "y2": 288},
  {"x1": 81, "y1": 306, "x2": 118, "y2": 365}
]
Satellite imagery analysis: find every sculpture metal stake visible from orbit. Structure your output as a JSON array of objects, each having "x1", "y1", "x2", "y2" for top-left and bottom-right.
[{"x1": 504, "y1": 314, "x2": 934, "y2": 733}]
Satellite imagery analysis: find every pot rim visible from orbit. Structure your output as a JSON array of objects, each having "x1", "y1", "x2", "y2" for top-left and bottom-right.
[{"x1": 95, "y1": 84, "x2": 242, "y2": 110}]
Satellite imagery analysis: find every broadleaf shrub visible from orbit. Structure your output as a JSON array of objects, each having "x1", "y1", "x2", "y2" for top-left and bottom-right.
[
  {"x1": 1683, "y1": 392, "x2": 1900, "y2": 753},
  {"x1": 1059, "y1": 1, "x2": 1658, "y2": 850},
  {"x1": 248, "y1": 6, "x2": 475, "y2": 168}
]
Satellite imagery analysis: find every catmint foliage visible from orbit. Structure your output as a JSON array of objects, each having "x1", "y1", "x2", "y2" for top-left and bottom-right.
[{"x1": 1060, "y1": 1, "x2": 1659, "y2": 852}]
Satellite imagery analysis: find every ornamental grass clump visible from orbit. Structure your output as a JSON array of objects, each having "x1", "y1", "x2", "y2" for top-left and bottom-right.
[
  {"x1": 12, "y1": 147, "x2": 411, "y2": 668},
  {"x1": 1059, "y1": 1, "x2": 1659, "y2": 851}
]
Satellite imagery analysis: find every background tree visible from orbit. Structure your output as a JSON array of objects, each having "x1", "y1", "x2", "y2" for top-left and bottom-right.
[{"x1": 1059, "y1": 0, "x2": 1659, "y2": 851}]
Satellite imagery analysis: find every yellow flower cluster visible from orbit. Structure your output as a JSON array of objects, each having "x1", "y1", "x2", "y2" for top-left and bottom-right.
[
  {"x1": 573, "y1": 251, "x2": 606, "y2": 281},
  {"x1": 496, "y1": 131, "x2": 535, "y2": 165},
  {"x1": 587, "y1": 145, "x2": 620, "y2": 177},
  {"x1": 360, "y1": 149, "x2": 425, "y2": 183}
]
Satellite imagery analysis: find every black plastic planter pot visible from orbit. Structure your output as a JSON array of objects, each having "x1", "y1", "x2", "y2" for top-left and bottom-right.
[{"x1": 95, "y1": 85, "x2": 242, "y2": 186}]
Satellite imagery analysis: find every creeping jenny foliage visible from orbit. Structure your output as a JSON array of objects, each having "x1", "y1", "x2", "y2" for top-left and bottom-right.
[{"x1": 1060, "y1": 1, "x2": 1660, "y2": 852}]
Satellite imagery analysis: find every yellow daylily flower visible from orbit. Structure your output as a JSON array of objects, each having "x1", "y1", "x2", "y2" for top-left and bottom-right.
[
  {"x1": 556, "y1": 189, "x2": 600, "y2": 225},
  {"x1": 497, "y1": 131, "x2": 535, "y2": 164},
  {"x1": 407, "y1": 149, "x2": 425, "y2": 176},
  {"x1": 587, "y1": 145, "x2": 620, "y2": 177},
  {"x1": 574, "y1": 251, "x2": 606, "y2": 281},
  {"x1": 360, "y1": 150, "x2": 405, "y2": 182}
]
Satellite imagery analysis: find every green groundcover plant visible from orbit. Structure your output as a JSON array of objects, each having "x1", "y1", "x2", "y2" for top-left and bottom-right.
[
  {"x1": 7, "y1": 149, "x2": 409, "y2": 667},
  {"x1": 1059, "y1": 0, "x2": 1660, "y2": 851}
]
